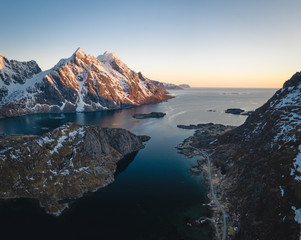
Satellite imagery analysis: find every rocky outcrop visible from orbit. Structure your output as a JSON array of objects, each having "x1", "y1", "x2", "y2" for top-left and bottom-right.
[
  {"x1": 0, "y1": 123, "x2": 149, "y2": 215},
  {"x1": 0, "y1": 49, "x2": 172, "y2": 118},
  {"x1": 181, "y1": 72, "x2": 301, "y2": 240}
]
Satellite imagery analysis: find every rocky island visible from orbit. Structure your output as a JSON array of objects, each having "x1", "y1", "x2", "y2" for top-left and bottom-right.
[
  {"x1": 178, "y1": 72, "x2": 301, "y2": 240},
  {"x1": 133, "y1": 112, "x2": 166, "y2": 119},
  {"x1": 225, "y1": 108, "x2": 254, "y2": 116},
  {"x1": 0, "y1": 123, "x2": 149, "y2": 216}
]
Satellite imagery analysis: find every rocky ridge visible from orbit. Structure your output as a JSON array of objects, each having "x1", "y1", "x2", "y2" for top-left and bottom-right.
[
  {"x1": 180, "y1": 72, "x2": 301, "y2": 239},
  {"x1": 0, "y1": 49, "x2": 172, "y2": 118},
  {"x1": 0, "y1": 123, "x2": 148, "y2": 215},
  {"x1": 0, "y1": 53, "x2": 41, "y2": 102}
]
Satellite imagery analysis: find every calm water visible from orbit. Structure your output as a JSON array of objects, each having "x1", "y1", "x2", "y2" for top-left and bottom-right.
[{"x1": 0, "y1": 88, "x2": 277, "y2": 240}]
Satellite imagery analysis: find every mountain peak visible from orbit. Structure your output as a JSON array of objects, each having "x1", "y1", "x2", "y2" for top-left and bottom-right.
[
  {"x1": 97, "y1": 51, "x2": 120, "y2": 63},
  {"x1": 72, "y1": 47, "x2": 86, "y2": 58},
  {"x1": 53, "y1": 48, "x2": 88, "y2": 70}
]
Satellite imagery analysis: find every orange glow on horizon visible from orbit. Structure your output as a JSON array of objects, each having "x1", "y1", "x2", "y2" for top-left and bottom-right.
[{"x1": 147, "y1": 70, "x2": 293, "y2": 89}]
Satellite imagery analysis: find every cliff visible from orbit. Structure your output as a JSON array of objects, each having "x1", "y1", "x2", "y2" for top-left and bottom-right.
[{"x1": 0, "y1": 123, "x2": 148, "y2": 215}]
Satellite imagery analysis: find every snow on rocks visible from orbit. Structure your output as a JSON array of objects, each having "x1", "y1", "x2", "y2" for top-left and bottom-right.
[
  {"x1": 292, "y1": 206, "x2": 301, "y2": 240},
  {"x1": 291, "y1": 145, "x2": 301, "y2": 181},
  {"x1": 0, "y1": 48, "x2": 170, "y2": 118}
]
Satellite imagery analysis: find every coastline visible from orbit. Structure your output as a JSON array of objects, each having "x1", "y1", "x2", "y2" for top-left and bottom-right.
[{"x1": 177, "y1": 123, "x2": 237, "y2": 240}]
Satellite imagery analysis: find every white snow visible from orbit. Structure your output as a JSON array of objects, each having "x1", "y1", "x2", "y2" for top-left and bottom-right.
[
  {"x1": 50, "y1": 130, "x2": 68, "y2": 154},
  {"x1": 68, "y1": 127, "x2": 85, "y2": 139},
  {"x1": 36, "y1": 136, "x2": 55, "y2": 146},
  {"x1": 25, "y1": 176, "x2": 35, "y2": 181},
  {"x1": 292, "y1": 206, "x2": 301, "y2": 240},
  {"x1": 279, "y1": 186, "x2": 284, "y2": 197},
  {"x1": 273, "y1": 87, "x2": 301, "y2": 108},
  {"x1": 1, "y1": 48, "x2": 166, "y2": 114},
  {"x1": 50, "y1": 169, "x2": 58, "y2": 176},
  {"x1": 291, "y1": 145, "x2": 301, "y2": 181},
  {"x1": 60, "y1": 169, "x2": 70, "y2": 176},
  {"x1": 0, "y1": 147, "x2": 13, "y2": 161},
  {"x1": 74, "y1": 166, "x2": 89, "y2": 173},
  {"x1": 272, "y1": 111, "x2": 301, "y2": 145},
  {"x1": 76, "y1": 69, "x2": 89, "y2": 112},
  {"x1": 0, "y1": 69, "x2": 52, "y2": 105}
]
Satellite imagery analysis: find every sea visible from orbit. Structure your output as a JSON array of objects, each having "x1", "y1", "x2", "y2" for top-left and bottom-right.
[{"x1": 0, "y1": 88, "x2": 277, "y2": 240}]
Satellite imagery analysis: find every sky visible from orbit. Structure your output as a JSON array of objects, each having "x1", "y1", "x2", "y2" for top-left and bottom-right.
[{"x1": 1, "y1": 0, "x2": 301, "y2": 88}]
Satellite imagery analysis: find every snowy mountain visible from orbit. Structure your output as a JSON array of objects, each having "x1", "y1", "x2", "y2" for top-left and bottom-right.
[
  {"x1": 0, "y1": 48, "x2": 171, "y2": 118},
  {"x1": 202, "y1": 72, "x2": 301, "y2": 239},
  {"x1": 0, "y1": 53, "x2": 41, "y2": 102},
  {"x1": 181, "y1": 71, "x2": 301, "y2": 239}
]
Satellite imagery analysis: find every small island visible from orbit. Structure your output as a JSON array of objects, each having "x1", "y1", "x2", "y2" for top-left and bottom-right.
[
  {"x1": 225, "y1": 108, "x2": 245, "y2": 114},
  {"x1": 133, "y1": 112, "x2": 166, "y2": 119},
  {"x1": 225, "y1": 108, "x2": 254, "y2": 116}
]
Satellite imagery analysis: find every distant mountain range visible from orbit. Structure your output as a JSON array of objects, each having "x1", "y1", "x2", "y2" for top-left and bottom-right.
[
  {"x1": 0, "y1": 48, "x2": 172, "y2": 118},
  {"x1": 162, "y1": 83, "x2": 191, "y2": 90}
]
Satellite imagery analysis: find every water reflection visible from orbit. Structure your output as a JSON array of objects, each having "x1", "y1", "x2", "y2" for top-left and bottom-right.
[{"x1": 0, "y1": 103, "x2": 165, "y2": 135}]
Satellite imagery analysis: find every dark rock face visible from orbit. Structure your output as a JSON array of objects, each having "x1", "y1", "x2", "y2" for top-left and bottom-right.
[
  {"x1": 0, "y1": 49, "x2": 172, "y2": 118},
  {"x1": 0, "y1": 54, "x2": 41, "y2": 85},
  {"x1": 0, "y1": 53, "x2": 41, "y2": 101},
  {"x1": 182, "y1": 72, "x2": 301, "y2": 240},
  {"x1": 0, "y1": 123, "x2": 149, "y2": 215},
  {"x1": 133, "y1": 112, "x2": 166, "y2": 119}
]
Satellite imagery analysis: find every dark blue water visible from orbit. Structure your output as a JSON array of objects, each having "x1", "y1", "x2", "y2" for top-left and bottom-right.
[{"x1": 0, "y1": 88, "x2": 277, "y2": 240}]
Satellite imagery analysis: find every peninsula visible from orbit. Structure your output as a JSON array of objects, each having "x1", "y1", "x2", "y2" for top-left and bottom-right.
[{"x1": 0, "y1": 123, "x2": 149, "y2": 216}]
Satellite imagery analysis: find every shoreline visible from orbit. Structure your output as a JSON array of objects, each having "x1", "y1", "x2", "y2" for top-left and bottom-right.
[{"x1": 177, "y1": 123, "x2": 237, "y2": 240}]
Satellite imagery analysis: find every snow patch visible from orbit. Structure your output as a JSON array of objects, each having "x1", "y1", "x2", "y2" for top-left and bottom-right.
[
  {"x1": 292, "y1": 206, "x2": 301, "y2": 240},
  {"x1": 291, "y1": 145, "x2": 301, "y2": 181},
  {"x1": 279, "y1": 186, "x2": 284, "y2": 197},
  {"x1": 50, "y1": 130, "x2": 68, "y2": 154}
]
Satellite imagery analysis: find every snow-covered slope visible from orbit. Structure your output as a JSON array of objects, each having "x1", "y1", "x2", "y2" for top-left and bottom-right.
[
  {"x1": 0, "y1": 48, "x2": 171, "y2": 118},
  {"x1": 180, "y1": 70, "x2": 301, "y2": 239},
  {"x1": 209, "y1": 71, "x2": 301, "y2": 239},
  {"x1": 0, "y1": 53, "x2": 41, "y2": 102}
]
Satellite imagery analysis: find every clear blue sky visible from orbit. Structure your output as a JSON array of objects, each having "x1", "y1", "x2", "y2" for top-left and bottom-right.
[{"x1": 1, "y1": 0, "x2": 301, "y2": 87}]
